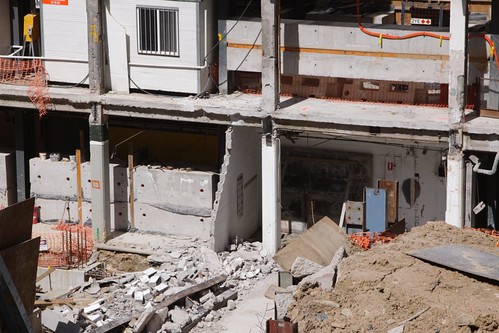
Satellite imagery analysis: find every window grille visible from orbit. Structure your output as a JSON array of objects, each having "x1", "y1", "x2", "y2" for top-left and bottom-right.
[{"x1": 137, "y1": 7, "x2": 179, "y2": 56}]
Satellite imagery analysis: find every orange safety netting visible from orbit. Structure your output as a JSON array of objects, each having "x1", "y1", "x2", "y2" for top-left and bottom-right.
[
  {"x1": 350, "y1": 231, "x2": 396, "y2": 250},
  {"x1": 0, "y1": 59, "x2": 51, "y2": 117},
  {"x1": 467, "y1": 227, "x2": 499, "y2": 248},
  {"x1": 34, "y1": 223, "x2": 93, "y2": 269}
]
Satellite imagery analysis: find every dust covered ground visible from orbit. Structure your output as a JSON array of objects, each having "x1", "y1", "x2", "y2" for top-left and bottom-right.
[{"x1": 288, "y1": 222, "x2": 499, "y2": 333}]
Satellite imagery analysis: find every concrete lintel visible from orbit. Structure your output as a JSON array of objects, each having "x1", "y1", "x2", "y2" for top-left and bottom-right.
[{"x1": 463, "y1": 135, "x2": 499, "y2": 152}]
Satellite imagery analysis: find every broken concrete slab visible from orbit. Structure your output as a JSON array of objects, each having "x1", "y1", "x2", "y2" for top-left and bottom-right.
[
  {"x1": 41, "y1": 309, "x2": 79, "y2": 333},
  {"x1": 290, "y1": 257, "x2": 324, "y2": 278},
  {"x1": 133, "y1": 308, "x2": 155, "y2": 333},
  {"x1": 170, "y1": 308, "x2": 191, "y2": 327},
  {"x1": 298, "y1": 246, "x2": 346, "y2": 291},
  {"x1": 274, "y1": 216, "x2": 348, "y2": 271},
  {"x1": 274, "y1": 292, "x2": 293, "y2": 320}
]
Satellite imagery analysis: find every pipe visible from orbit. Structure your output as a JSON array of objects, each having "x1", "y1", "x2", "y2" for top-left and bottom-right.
[
  {"x1": 471, "y1": 153, "x2": 499, "y2": 175},
  {"x1": 0, "y1": 54, "x2": 88, "y2": 63}
]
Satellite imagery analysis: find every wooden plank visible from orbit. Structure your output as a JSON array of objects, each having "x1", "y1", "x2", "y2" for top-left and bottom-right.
[
  {"x1": 0, "y1": 198, "x2": 35, "y2": 250},
  {"x1": 34, "y1": 298, "x2": 74, "y2": 308},
  {"x1": 76, "y1": 149, "x2": 83, "y2": 225},
  {"x1": 0, "y1": 238, "x2": 40, "y2": 314},
  {"x1": 378, "y1": 180, "x2": 399, "y2": 224},
  {"x1": 273, "y1": 216, "x2": 348, "y2": 271},
  {"x1": 157, "y1": 275, "x2": 227, "y2": 310},
  {"x1": 409, "y1": 245, "x2": 499, "y2": 283},
  {"x1": 0, "y1": 256, "x2": 33, "y2": 333},
  {"x1": 36, "y1": 267, "x2": 55, "y2": 283},
  {"x1": 480, "y1": 108, "x2": 499, "y2": 119},
  {"x1": 128, "y1": 145, "x2": 135, "y2": 229}
]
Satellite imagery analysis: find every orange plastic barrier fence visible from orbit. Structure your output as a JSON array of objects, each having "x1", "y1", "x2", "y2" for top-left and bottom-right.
[
  {"x1": 0, "y1": 59, "x2": 50, "y2": 117},
  {"x1": 34, "y1": 223, "x2": 92, "y2": 269}
]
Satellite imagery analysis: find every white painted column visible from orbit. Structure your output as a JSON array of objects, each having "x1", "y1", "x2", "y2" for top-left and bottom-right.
[
  {"x1": 262, "y1": 134, "x2": 281, "y2": 255},
  {"x1": 89, "y1": 104, "x2": 111, "y2": 242},
  {"x1": 445, "y1": 1, "x2": 468, "y2": 228}
]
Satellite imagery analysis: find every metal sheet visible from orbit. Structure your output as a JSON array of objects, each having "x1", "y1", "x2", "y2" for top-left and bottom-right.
[
  {"x1": 345, "y1": 201, "x2": 365, "y2": 234},
  {"x1": 409, "y1": 245, "x2": 499, "y2": 282},
  {"x1": 0, "y1": 198, "x2": 34, "y2": 250},
  {"x1": 0, "y1": 238, "x2": 40, "y2": 314},
  {"x1": 364, "y1": 188, "x2": 387, "y2": 232}
]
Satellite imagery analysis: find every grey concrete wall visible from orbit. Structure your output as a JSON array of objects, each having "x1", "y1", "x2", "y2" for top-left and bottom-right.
[
  {"x1": 29, "y1": 158, "x2": 217, "y2": 239},
  {"x1": 212, "y1": 126, "x2": 262, "y2": 252},
  {"x1": 0, "y1": 152, "x2": 16, "y2": 207},
  {"x1": 225, "y1": 19, "x2": 489, "y2": 84},
  {"x1": 132, "y1": 166, "x2": 216, "y2": 240},
  {"x1": 0, "y1": 0, "x2": 10, "y2": 54},
  {"x1": 281, "y1": 138, "x2": 447, "y2": 230}
]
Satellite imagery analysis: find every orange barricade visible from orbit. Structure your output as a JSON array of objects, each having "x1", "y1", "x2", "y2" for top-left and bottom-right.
[
  {"x1": 0, "y1": 59, "x2": 51, "y2": 117},
  {"x1": 34, "y1": 223, "x2": 93, "y2": 269}
]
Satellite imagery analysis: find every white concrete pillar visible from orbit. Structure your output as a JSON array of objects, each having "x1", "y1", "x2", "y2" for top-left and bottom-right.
[
  {"x1": 89, "y1": 104, "x2": 111, "y2": 242},
  {"x1": 262, "y1": 134, "x2": 281, "y2": 255},
  {"x1": 445, "y1": 0, "x2": 468, "y2": 228},
  {"x1": 446, "y1": 153, "x2": 465, "y2": 227}
]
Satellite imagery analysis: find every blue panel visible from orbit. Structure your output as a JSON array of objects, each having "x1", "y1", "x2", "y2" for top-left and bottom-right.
[{"x1": 365, "y1": 188, "x2": 387, "y2": 233}]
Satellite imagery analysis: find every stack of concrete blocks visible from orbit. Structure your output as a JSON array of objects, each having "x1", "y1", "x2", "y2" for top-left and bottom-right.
[
  {"x1": 133, "y1": 166, "x2": 217, "y2": 241},
  {"x1": 29, "y1": 158, "x2": 128, "y2": 231},
  {"x1": 0, "y1": 152, "x2": 16, "y2": 207}
]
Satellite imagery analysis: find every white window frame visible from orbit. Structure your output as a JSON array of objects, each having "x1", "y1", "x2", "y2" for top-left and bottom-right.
[{"x1": 136, "y1": 6, "x2": 180, "y2": 57}]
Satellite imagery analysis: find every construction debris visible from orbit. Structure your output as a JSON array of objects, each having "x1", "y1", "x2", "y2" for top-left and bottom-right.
[
  {"x1": 286, "y1": 222, "x2": 499, "y2": 332},
  {"x1": 38, "y1": 239, "x2": 277, "y2": 332},
  {"x1": 274, "y1": 217, "x2": 349, "y2": 271}
]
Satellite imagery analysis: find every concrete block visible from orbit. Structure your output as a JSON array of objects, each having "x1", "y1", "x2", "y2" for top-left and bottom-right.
[
  {"x1": 0, "y1": 187, "x2": 16, "y2": 207},
  {"x1": 41, "y1": 309, "x2": 79, "y2": 333},
  {"x1": 143, "y1": 288, "x2": 152, "y2": 301},
  {"x1": 169, "y1": 308, "x2": 191, "y2": 327},
  {"x1": 84, "y1": 303, "x2": 101, "y2": 314},
  {"x1": 154, "y1": 283, "x2": 168, "y2": 293},
  {"x1": 290, "y1": 257, "x2": 324, "y2": 278},
  {"x1": 125, "y1": 287, "x2": 137, "y2": 299},
  {"x1": 87, "y1": 313, "x2": 103, "y2": 322},
  {"x1": 143, "y1": 267, "x2": 157, "y2": 277},
  {"x1": 134, "y1": 291, "x2": 144, "y2": 302},
  {"x1": 148, "y1": 275, "x2": 160, "y2": 287},
  {"x1": 139, "y1": 275, "x2": 150, "y2": 284},
  {"x1": 275, "y1": 292, "x2": 293, "y2": 320}
]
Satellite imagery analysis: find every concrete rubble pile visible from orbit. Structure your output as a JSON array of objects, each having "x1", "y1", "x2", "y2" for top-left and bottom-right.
[{"x1": 40, "y1": 240, "x2": 277, "y2": 333}]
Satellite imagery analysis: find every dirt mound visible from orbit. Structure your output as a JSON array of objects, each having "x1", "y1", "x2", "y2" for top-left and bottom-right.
[
  {"x1": 288, "y1": 222, "x2": 499, "y2": 333},
  {"x1": 98, "y1": 250, "x2": 150, "y2": 272}
]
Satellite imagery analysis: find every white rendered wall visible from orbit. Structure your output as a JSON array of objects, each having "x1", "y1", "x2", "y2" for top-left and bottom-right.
[
  {"x1": 107, "y1": 0, "x2": 213, "y2": 93},
  {"x1": 281, "y1": 137, "x2": 447, "y2": 230},
  {"x1": 41, "y1": 1, "x2": 89, "y2": 83},
  {"x1": 212, "y1": 126, "x2": 262, "y2": 252}
]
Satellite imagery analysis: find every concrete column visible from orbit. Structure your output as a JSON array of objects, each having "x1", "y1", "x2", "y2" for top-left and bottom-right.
[
  {"x1": 86, "y1": 0, "x2": 105, "y2": 94},
  {"x1": 260, "y1": 0, "x2": 280, "y2": 114},
  {"x1": 489, "y1": 0, "x2": 499, "y2": 108},
  {"x1": 445, "y1": 1, "x2": 468, "y2": 228},
  {"x1": 262, "y1": 133, "x2": 281, "y2": 255},
  {"x1": 89, "y1": 104, "x2": 111, "y2": 242},
  {"x1": 15, "y1": 111, "x2": 25, "y2": 202}
]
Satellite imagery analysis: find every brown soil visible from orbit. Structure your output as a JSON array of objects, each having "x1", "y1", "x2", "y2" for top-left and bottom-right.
[
  {"x1": 288, "y1": 222, "x2": 499, "y2": 333},
  {"x1": 97, "y1": 250, "x2": 150, "y2": 273}
]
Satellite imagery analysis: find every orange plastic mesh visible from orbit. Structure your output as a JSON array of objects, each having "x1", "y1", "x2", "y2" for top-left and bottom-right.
[
  {"x1": 34, "y1": 223, "x2": 93, "y2": 269},
  {"x1": 0, "y1": 59, "x2": 51, "y2": 117}
]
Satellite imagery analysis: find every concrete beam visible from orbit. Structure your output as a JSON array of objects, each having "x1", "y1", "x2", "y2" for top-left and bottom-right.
[
  {"x1": 260, "y1": 0, "x2": 280, "y2": 114},
  {"x1": 445, "y1": 0, "x2": 468, "y2": 228},
  {"x1": 261, "y1": 132, "x2": 281, "y2": 255},
  {"x1": 15, "y1": 111, "x2": 25, "y2": 202}
]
